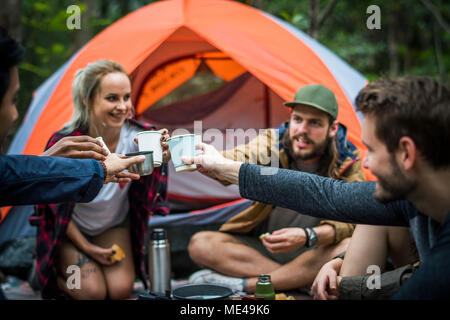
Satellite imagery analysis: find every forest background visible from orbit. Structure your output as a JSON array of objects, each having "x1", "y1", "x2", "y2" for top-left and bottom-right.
[{"x1": 0, "y1": 0, "x2": 448, "y2": 152}]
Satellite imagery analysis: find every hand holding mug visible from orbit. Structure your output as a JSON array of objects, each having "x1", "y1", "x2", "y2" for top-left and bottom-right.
[
  {"x1": 103, "y1": 153, "x2": 145, "y2": 183},
  {"x1": 182, "y1": 143, "x2": 242, "y2": 184}
]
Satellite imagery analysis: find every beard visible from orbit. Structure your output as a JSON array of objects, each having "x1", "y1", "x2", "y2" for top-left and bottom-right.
[
  {"x1": 287, "y1": 132, "x2": 331, "y2": 162},
  {"x1": 374, "y1": 156, "x2": 417, "y2": 204}
]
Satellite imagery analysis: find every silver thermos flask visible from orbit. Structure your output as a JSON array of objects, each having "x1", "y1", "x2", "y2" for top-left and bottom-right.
[{"x1": 149, "y1": 228, "x2": 171, "y2": 295}]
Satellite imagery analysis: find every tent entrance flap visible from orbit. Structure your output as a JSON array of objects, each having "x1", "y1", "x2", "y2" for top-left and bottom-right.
[
  {"x1": 139, "y1": 72, "x2": 289, "y2": 131},
  {"x1": 135, "y1": 51, "x2": 247, "y2": 114}
]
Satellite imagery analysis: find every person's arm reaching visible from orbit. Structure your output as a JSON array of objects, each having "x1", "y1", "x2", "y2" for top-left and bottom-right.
[
  {"x1": 0, "y1": 153, "x2": 145, "y2": 206},
  {"x1": 182, "y1": 143, "x2": 243, "y2": 184},
  {"x1": 239, "y1": 163, "x2": 407, "y2": 226},
  {"x1": 182, "y1": 143, "x2": 408, "y2": 227}
]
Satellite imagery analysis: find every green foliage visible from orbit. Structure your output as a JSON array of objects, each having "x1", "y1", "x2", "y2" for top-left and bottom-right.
[{"x1": 240, "y1": 0, "x2": 449, "y2": 83}]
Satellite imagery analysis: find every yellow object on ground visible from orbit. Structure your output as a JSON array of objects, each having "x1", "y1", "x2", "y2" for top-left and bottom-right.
[{"x1": 276, "y1": 293, "x2": 296, "y2": 300}]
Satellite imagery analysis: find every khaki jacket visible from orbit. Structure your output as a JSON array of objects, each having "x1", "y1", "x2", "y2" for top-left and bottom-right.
[{"x1": 219, "y1": 123, "x2": 365, "y2": 244}]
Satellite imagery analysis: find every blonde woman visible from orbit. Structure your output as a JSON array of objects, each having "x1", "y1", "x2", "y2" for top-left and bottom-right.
[{"x1": 35, "y1": 60, "x2": 169, "y2": 300}]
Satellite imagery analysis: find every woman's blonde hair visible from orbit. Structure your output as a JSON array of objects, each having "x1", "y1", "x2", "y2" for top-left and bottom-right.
[{"x1": 62, "y1": 59, "x2": 131, "y2": 133}]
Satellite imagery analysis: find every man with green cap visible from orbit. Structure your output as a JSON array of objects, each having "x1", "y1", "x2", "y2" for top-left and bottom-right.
[{"x1": 187, "y1": 84, "x2": 365, "y2": 294}]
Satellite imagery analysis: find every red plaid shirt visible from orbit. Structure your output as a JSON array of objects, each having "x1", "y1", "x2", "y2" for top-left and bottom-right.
[{"x1": 32, "y1": 120, "x2": 169, "y2": 299}]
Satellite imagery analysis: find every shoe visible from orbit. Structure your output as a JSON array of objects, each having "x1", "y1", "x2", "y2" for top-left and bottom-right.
[{"x1": 188, "y1": 269, "x2": 244, "y2": 292}]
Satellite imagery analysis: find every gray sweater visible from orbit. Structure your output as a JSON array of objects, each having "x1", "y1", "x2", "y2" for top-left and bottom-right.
[{"x1": 239, "y1": 163, "x2": 450, "y2": 299}]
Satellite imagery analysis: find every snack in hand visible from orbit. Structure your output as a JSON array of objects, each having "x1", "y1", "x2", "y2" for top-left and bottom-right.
[
  {"x1": 110, "y1": 244, "x2": 125, "y2": 262},
  {"x1": 259, "y1": 232, "x2": 271, "y2": 240}
]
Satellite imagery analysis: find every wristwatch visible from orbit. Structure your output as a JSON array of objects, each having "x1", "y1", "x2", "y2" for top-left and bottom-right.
[{"x1": 306, "y1": 227, "x2": 318, "y2": 248}]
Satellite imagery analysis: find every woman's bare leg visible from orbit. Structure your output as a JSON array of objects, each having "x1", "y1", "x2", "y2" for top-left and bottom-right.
[
  {"x1": 57, "y1": 241, "x2": 107, "y2": 299},
  {"x1": 92, "y1": 227, "x2": 135, "y2": 300}
]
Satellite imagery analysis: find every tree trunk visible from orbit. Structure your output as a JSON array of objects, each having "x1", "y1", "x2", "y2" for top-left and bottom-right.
[
  {"x1": 433, "y1": 21, "x2": 445, "y2": 84},
  {"x1": 308, "y1": 0, "x2": 320, "y2": 39},
  {"x1": 118, "y1": 0, "x2": 130, "y2": 15},
  {"x1": 421, "y1": 0, "x2": 450, "y2": 34},
  {"x1": 71, "y1": 0, "x2": 97, "y2": 54},
  {"x1": 0, "y1": 0, "x2": 22, "y2": 41},
  {"x1": 387, "y1": 9, "x2": 399, "y2": 77},
  {"x1": 308, "y1": 0, "x2": 338, "y2": 39}
]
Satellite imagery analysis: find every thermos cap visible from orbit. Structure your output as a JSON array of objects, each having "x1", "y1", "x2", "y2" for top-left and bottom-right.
[
  {"x1": 151, "y1": 228, "x2": 167, "y2": 241},
  {"x1": 257, "y1": 274, "x2": 271, "y2": 283}
]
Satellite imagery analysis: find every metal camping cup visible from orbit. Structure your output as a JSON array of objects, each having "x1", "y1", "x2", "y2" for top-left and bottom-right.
[
  {"x1": 149, "y1": 228, "x2": 171, "y2": 295},
  {"x1": 136, "y1": 131, "x2": 163, "y2": 167},
  {"x1": 167, "y1": 134, "x2": 197, "y2": 172},
  {"x1": 125, "y1": 151, "x2": 154, "y2": 176}
]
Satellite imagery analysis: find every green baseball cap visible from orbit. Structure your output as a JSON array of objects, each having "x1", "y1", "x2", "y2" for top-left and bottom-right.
[{"x1": 284, "y1": 84, "x2": 338, "y2": 119}]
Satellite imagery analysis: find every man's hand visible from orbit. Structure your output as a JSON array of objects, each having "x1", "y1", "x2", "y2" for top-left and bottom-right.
[
  {"x1": 103, "y1": 153, "x2": 145, "y2": 184},
  {"x1": 261, "y1": 228, "x2": 308, "y2": 254},
  {"x1": 40, "y1": 136, "x2": 108, "y2": 161},
  {"x1": 311, "y1": 258, "x2": 343, "y2": 300},
  {"x1": 182, "y1": 143, "x2": 242, "y2": 184}
]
